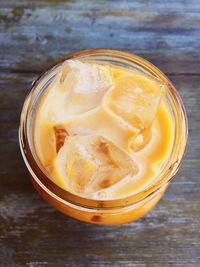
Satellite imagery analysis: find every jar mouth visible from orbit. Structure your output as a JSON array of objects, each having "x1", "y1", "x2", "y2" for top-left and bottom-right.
[{"x1": 19, "y1": 49, "x2": 188, "y2": 209}]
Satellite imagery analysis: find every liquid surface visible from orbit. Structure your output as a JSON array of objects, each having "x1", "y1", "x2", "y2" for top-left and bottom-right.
[{"x1": 34, "y1": 60, "x2": 174, "y2": 200}]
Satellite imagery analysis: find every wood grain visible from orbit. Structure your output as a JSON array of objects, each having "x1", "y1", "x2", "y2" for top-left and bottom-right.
[
  {"x1": 0, "y1": 0, "x2": 200, "y2": 266},
  {"x1": 0, "y1": 0, "x2": 200, "y2": 74}
]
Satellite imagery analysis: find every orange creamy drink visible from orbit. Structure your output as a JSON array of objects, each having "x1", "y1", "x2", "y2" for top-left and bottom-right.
[{"x1": 19, "y1": 49, "x2": 187, "y2": 224}]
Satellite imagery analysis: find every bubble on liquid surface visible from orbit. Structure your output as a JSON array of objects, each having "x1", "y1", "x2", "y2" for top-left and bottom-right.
[{"x1": 55, "y1": 135, "x2": 138, "y2": 196}]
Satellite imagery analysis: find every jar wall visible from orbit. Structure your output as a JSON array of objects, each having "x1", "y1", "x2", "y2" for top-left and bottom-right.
[{"x1": 31, "y1": 176, "x2": 168, "y2": 224}]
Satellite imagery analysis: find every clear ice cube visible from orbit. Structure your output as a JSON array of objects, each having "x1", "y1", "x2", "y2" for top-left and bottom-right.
[
  {"x1": 55, "y1": 135, "x2": 138, "y2": 196},
  {"x1": 66, "y1": 60, "x2": 113, "y2": 94},
  {"x1": 63, "y1": 60, "x2": 113, "y2": 115},
  {"x1": 40, "y1": 60, "x2": 113, "y2": 121},
  {"x1": 131, "y1": 126, "x2": 152, "y2": 152},
  {"x1": 105, "y1": 74, "x2": 165, "y2": 130}
]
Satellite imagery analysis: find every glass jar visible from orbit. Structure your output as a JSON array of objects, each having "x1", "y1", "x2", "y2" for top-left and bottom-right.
[{"x1": 19, "y1": 49, "x2": 188, "y2": 224}]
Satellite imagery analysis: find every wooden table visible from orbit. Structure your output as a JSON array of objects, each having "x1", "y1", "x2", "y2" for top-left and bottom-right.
[{"x1": 0, "y1": 1, "x2": 200, "y2": 266}]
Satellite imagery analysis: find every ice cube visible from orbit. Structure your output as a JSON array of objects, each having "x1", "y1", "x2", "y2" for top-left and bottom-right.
[
  {"x1": 39, "y1": 78, "x2": 71, "y2": 122},
  {"x1": 40, "y1": 61, "x2": 113, "y2": 120},
  {"x1": 64, "y1": 107, "x2": 137, "y2": 152},
  {"x1": 55, "y1": 135, "x2": 138, "y2": 196},
  {"x1": 105, "y1": 74, "x2": 165, "y2": 130},
  {"x1": 35, "y1": 122, "x2": 68, "y2": 167},
  {"x1": 62, "y1": 60, "x2": 113, "y2": 115},
  {"x1": 63, "y1": 89, "x2": 106, "y2": 116},
  {"x1": 66, "y1": 60, "x2": 113, "y2": 93},
  {"x1": 131, "y1": 126, "x2": 152, "y2": 152},
  {"x1": 53, "y1": 125, "x2": 68, "y2": 153}
]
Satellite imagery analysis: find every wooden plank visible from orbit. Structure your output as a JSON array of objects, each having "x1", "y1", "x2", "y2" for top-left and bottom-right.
[
  {"x1": 2, "y1": 0, "x2": 200, "y2": 9},
  {"x1": 0, "y1": 1, "x2": 200, "y2": 74}
]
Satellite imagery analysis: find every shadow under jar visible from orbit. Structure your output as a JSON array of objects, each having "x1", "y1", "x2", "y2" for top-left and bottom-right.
[{"x1": 19, "y1": 49, "x2": 188, "y2": 224}]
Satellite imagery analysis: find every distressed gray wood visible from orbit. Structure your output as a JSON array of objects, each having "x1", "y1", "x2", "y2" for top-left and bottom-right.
[
  {"x1": 0, "y1": 0, "x2": 200, "y2": 74},
  {"x1": 0, "y1": 1, "x2": 200, "y2": 266}
]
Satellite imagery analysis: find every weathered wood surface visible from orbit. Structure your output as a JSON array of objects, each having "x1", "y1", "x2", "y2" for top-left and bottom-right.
[
  {"x1": 1, "y1": 0, "x2": 200, "y2": 75},
  {"x1": 0, "y1": 1, "x2": 200, "y2": 266}
]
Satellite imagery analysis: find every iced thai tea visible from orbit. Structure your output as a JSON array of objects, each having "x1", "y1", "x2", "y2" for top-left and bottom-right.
[{"x1": 19, "y1": 50, "x2": 187, "y2": 224}]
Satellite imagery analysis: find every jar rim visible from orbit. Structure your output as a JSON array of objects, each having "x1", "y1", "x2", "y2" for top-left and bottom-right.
[{"x1": 19, "y1": 48, "x2": 188, "y2": 209}]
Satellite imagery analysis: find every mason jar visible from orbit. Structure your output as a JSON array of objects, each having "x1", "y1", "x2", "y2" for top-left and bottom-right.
[{"x1": 19, "y1": 49, "x2": 188, "y2": 224}]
